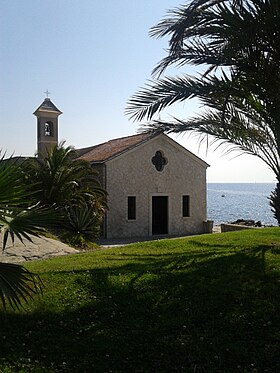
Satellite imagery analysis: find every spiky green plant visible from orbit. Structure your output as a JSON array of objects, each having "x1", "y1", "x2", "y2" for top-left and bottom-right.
[
  {"x1": 0, "y1": 156, "x2": 55, "y2": 311},
  {"x1": 63, "y1": 204, "x2": 101, "y2": 248},
  {"x1": 22, "y1": 142, "x2": 107, "y2": 244}
]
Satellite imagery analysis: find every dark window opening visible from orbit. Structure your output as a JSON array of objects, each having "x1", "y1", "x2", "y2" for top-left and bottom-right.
[
  {"x1": 128, "y1": 196, "x2": 136, "y2": 220},
  {"x1": 182, "y1": 195, "x2": 190, "y2": 217},
  {"x1": 45, "y1": 121, "x2": 53, "y2": 137}
]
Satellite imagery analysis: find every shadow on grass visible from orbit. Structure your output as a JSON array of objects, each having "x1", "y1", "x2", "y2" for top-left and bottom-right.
[{"x1": 1, "y1": 244, "x2": 280, "y2": 372}]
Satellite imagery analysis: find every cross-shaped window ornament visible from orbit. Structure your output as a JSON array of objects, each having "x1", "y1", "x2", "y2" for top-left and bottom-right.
[{"x1": 152, "y1": 151, "x2": 167, "y2": 171}]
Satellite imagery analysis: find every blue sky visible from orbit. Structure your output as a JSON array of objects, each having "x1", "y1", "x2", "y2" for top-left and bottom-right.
[{"x1": 0, "y1": 0, "x2": 275, "y2": 182}]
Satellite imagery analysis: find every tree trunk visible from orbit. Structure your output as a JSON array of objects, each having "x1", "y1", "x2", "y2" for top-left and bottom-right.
[{"x1": 269, "y1": 177, "x2": 280, "y2": 226}]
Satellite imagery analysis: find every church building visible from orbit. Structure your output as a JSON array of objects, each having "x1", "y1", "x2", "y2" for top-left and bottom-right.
[{"x1": 34, "y1": 97, "x2": 210, "y2": 239}]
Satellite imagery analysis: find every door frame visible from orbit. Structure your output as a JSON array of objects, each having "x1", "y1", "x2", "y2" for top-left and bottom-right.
[{"x1": 149, "y1": 193, "x2": 169, "y2": 236}]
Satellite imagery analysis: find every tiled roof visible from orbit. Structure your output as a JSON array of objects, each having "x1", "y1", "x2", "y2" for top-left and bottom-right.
[
  {"x1": 76, "y1": 132, "x2": 158, "y2": 163},
  {"x1": 33, "y1": 98, "x2": 62, "y2": 115}
]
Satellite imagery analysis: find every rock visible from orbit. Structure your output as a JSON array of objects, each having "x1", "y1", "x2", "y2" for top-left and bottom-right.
[
  {"x1": 229, "y1": 219, "x2": 263, "y2": 227},
  {"x1": 0, "y1": 235, "x2": 80, "y2": 264}
]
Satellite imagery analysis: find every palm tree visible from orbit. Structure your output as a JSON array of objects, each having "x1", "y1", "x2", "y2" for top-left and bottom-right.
[
  {"x1": 22, "y1": 142, "x2": 107, "y2": 244},
  {"x1": 126, "y1": 0, "x2": 280, "y2": 225},
  {"x1": 24, "y1": 143, "x2": 104, "y2": 206},
  {"x1": 0, "y1": 156, "x2": 55, "y2": 311}
]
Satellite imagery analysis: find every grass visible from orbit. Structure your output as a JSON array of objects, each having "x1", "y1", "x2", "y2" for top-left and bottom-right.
[{"x1": 1, "y1": 228, "x2": 280, "y2": 372}]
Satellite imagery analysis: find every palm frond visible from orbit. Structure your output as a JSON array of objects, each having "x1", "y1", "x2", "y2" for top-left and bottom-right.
[
  {"x1": 126, "y1": 75, "x2": 209, "y2": 121},
  {"x1": 0, "y1": 155, "x2": 35, "y2": 209},
  {"x1": 23, "y1": 143, "x2": 107, "y2": 209},
  {"x1": 127, "y1": 72, "x2": 244, "y2": 122},
  {"x1": 1, "y1": 205, "x2": 60, "y2": 251},
  {"x1": 140, "y1": 109, "x2": 280, "y2": 174},
  {"x1": 149, "y1": 1, "x2": 256, "y2": 76},
  {"x1": 0, "y1": 262, "x2": 42, "y2": 311}
]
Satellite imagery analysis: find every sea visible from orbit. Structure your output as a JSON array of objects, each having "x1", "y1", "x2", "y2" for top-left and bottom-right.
[{"x1": 207, "y1": 183, "x2": 277, "y2": 226}]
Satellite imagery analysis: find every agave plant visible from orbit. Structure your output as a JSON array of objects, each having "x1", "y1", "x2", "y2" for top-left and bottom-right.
[
  {"x1": 63, "y1": 204, "x2": 101, "y2": 247},
  {"x1": 0, "y1": 155, "x2": 55, "y2": 311}
]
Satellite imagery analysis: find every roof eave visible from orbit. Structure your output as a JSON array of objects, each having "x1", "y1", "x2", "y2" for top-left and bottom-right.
[{"x1": 78, "y1": 132, "x2": 159, "y2": 163}]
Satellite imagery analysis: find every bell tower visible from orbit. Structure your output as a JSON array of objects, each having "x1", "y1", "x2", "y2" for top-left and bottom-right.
[{"x1": 33, "y1": 95, "x2": 62, "y2": 157}]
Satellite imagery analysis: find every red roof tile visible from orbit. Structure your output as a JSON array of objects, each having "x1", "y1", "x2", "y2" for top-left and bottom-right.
[{"x1": 76, "y1": 132, "x2": 157, "y2": 163}]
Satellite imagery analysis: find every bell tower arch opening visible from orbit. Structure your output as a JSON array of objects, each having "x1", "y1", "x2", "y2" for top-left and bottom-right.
[{"x1": 44, "y1": 121, "x2": 54, "y2": 137}]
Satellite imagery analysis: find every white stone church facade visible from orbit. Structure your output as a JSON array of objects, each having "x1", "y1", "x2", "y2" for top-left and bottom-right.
[{"x1": 34, "y1": 98, "x2": 210, "y2": 239}]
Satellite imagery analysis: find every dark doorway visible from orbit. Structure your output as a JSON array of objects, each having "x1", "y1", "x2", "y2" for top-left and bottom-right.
[{"x1": 152, "y1": 196, "x2": 168, "y2": 235}]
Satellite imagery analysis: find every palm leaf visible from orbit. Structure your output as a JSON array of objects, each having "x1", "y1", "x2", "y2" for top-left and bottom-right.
[
  {"x1": 150, "y1": 1, "x2": 258, "y2": 76},
  {"x1": 0, "y1": 155, "x2": 35, "y2": 209},
  {"x1": 126, "y1": 75, "x2": 207, "y2": 121},
  {"x1": 0, "y1": 262, "x2": 42, "y2": 311},
  {"x1": 1, "y1": 206, "x2": 60, "y2": 251},
  {"x1": 0, "y1": 155, "x2": 58, "y2": 312},
  {"x1": 127, "y1": 73, "x2": 246, "y2": 122},
  {"x1": 23, "y1": 142, "x2": 107, "y2": 209},
  {"x1": 140, "y1": 106, "x2": 280, "y2": 175}
]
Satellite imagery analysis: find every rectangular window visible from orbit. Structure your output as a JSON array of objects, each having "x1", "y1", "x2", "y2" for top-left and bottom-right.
[
  {"x1": 182, "y1": 195, "x2": 190, "y2": 217},
  {"x1": 127, "y1": 196, "x2": 136, "y2": 220}
]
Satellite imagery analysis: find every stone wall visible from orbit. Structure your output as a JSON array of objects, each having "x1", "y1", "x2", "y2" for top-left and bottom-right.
[{"x1": 221, "y1": 224, "x2": 256, "y2": 233}]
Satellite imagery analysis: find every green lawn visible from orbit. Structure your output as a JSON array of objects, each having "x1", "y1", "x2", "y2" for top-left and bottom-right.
[{"x1": 1, "y1": 228, "x2": 280, "y2": 372}]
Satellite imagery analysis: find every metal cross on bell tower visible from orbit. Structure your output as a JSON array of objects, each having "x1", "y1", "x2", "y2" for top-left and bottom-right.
[{"x1": 44, "y1": 89, "x2": 51, "y2": 98}]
